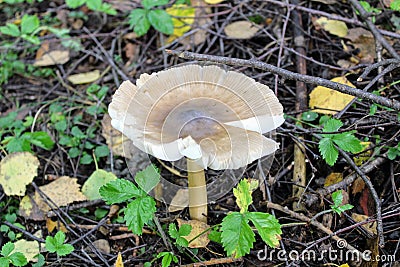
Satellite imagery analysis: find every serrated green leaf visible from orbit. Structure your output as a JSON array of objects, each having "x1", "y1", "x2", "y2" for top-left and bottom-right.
[
  {"x1": 221, "y1": 212, "x2": 254, "y2": 258},
  {"x1": 54, "y1": 244, "x2": 74, "y2": 256},
  {"x1": 332, "y1": 133, "x2": 363, "y2": 153},
  {"x1": 125, "y1": 196, "x2": 156, "y2": 234},
  {"x1": 21, "y1": 15, "x2": 39, "y2": 35},
  {"x1": 99, "y1": 179, "x2": 142, "y2": 204},
  {"x1": 175, "y1": 236, "x2": 189, "y2": 247},
  {"x1": 0, "y1": 258, "x2": 10, "y2": 267},
  {"x1": 134, "y1": 164, "x2": 160, "y2": 193},
  {"x1": 1, "y1": 242, "x2": 14, "y2": 257},
  {"x1": 323, "y1": 118, "x2": 342, "y2": 133},
  {"x1": 66, "y1": 0, "x2": 85, "y2": 8},
  {"x1": 86, "y1": 0, "x2": 102, "y2": 11},
  {"x1": 26, "y1": 131, "x2": 55, "y2": 150},
  {"x1": 391, "y1": 0, "x2": 400, "y2": 11},
  {"x1": 148, "y1": 9, "x2": 174, "y2": 35},
  {"x1": 233, "y1": 179, "x2": 257, "y2": 213},
  {"x1": 331, "y1": 190, "x2": 343, "y2": 207},
  {"x1": 129, "y1": 9, "x2": 151, "y2": 36},
  {"x1": 21, "y1": 34, "x2": 40, "y2": 45},
  {"x1": 178, "y1": 224, "x2": 192, "y2": 236},
  {"x1": 0, "y1": 23, "x2": 20, "y2": 37},
  {"x1": 142, "y1": 0, "x2": 168, "y2": 9},
  {"x1": 246, "y1": 212, "x2": 282, "y2": 248},
  {"x1": 319, "y1": 137, "x2": 338, "y2": 166},
  {"x1": 388, "y1": 147, "x2": 400, "y2": 160},
  {"x1": 208, "y1": 229, "x2": 222, "y2": 243},
  {"x1": 8, "y1": 252, "x2": 27, "y2": 266},
  {"x1": 168, "y1": 224, "x2": 179, "y2": 239},
  {"x1": 71, "y1": 126, "x2": 86, "y2": 139},
  {"x1": 6, "y1": 137, "x2": 31, "y2": 153}
]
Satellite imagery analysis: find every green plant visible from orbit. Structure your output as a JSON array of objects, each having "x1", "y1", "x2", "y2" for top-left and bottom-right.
[
  {"x1": 66, "y1": 0, "x2": 117, "y2": 15},
  {"x1": 330, "y1": 190, "x2": 353, "y2": 215},
  {"x1": 220, "y1": 179, "x2": 282, "y2": 258},
  {"x1": 0, "y1": 213, "x2": 25, "y2": 241},
  {"x1": 0, "y1": 14, "x2": 41, "y2": 44},
  {"x1": 387, "y1": 142, "x2": 400, "y2": 160},
  {"x1": 318, "y1": 118, "x2": 363, "y2": 166},
  {"x1": 99, "y1": 165, "x2": 159, "y2": 234},
  {"x1": 45, "y1": 231, "x2": 74, "y2": 257},
  {"x1": 169, "y1": 223, "x2": 192, "y2": 247},
  {"x1": 128, "y1": 0, "x2": 174, "y2": 36},
  {"x1": 0, "y1": 242, "x2": 28, "y2": 267}
]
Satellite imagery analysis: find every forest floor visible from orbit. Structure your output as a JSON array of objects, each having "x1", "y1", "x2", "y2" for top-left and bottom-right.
[{"x1": 0, "y1": 0, "x2": 400, "y2": 266}]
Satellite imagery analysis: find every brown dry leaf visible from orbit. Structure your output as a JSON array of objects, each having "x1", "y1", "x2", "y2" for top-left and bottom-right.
[
  {"x1": 114, "y1": 252, "x2": 124, "y2": 267},
  {"x1": 19, "y1": 176, "x2": 87, "y2": 220},
  {"x1": 169, "y1": 189, "x2": 189, "y2": 212},
  {"x1": 224, "y1": 21, "x2": 261, "y2": 39},
  {"x1": 101, "y1": 114, "x2": 136, "y2": 159},
  {"x1": 309, "y1": 76, "x2": 356, "y2": 114},
  {"x1": 351, "y1": 213, "x2": 377, "y2": 236},
  {"x1": 344, "y1": 28, "x2": 375, "y2": 63},
  {"x1": 68, "y1": 70, "x2": 100, "y2": 84},
  {"x1": 46, "y1": 218, "x2": 68, "y2": 233},
  {"x1": 314, "y1": 17, "x2": 348, "y2": 37},
  {"x1": 123, "y1": 42, "x2": 139, "y2": 66},
  {"x1": 352, "y1": 177, "x2": 366, "y2": 195},
  {"x1": 177, "y1": 218, "x2": 210, "y2": 248},
  {"x1": 324, "y1": 172, "x2": 343, "y2": 187},
  {"x1": 0, "y1": 152, "x2": 39, "y2": 196},
  {"x1": 34, "y1": 50, "x2": 70, "y2": 66}
]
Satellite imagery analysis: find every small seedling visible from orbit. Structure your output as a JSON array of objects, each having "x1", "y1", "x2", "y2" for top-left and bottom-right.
[
  {"x1": 168, "y1": 223, "x2": 192, "y2": 247},
  {"x1": 45, "y1": 231, "x2": 74, "y2": 257},
  {"x1": 66, "y1": 0, "x2": 116, "y2": 15},
  {"x1": 0, "y1": 242, "x2": 28, "y2": 267},
  {"x1": 330, "y1": 190, "x2": 354, "y2": 215},
  {"x1": 128, "y1": 0, "x2": 174, "y2": 36},
  {"x1": 318, "y1": 118, "x2": 363, "y2": 166},
  {"x1": 0, "y1": 14, "x2": 40, "y2": 44},
  {"x1": 387, "y1": 142, "x2": 400, "y2": 160}
]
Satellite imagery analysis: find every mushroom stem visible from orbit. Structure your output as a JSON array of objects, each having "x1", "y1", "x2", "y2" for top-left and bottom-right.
[{"x1": 187, "y1": 158, "x2": 207, "y2": 222}]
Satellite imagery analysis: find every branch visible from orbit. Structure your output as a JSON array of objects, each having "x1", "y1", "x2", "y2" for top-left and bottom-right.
[{"x1": 166, "y1": 50, "x2": 400, "y2": 111}]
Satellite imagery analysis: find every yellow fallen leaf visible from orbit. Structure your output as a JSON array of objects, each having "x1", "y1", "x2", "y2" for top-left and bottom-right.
[
  {"x1": 324, "y1": 172, "x2": 343, "y2": 187},
  {"x1": 0, "y1": 152, "x2": 39, "y2": 196},
  {"x1": 13, "y1": 240, "x2": 40, "y2": 263},
  {"x1": 315, "y1": 17, "x2": 348, "y2": 37},
  {"x1": 224, "y1": 21, "x2": 261, "y2": 39},
  {"x1": 351, "y1": 213, "x2": 377, "y2": 236},
  {"x1": 115, "y1": 252, "x2": 124, "y2": 267},
  {"x1": 177, "y1": 218, "x2": 210, "y2": 248},
  {"x1": 204, "y1": 0, "x2": 224, "y2": 3},
  {"x1": 309, "y1": 76, "x2": 356, "y2": 114},
  {"x1": 46, "y1": 218, "x2": 68, "y2": 233},
  {"x1": 68, "y1": 70, "x2": 100, "y2": 84},
  {"x1": 166, "y1": 4, "x2": 196, "y2": 43},
  {"x1": 354, "y1": 141, "x2": 372, "y2": 166},
  {"x1": 82, "y1": 169, "x2": 117, "y2": 200},
  {"x1": 34, "y1": 50, "x2": 70, "y2": 66}
]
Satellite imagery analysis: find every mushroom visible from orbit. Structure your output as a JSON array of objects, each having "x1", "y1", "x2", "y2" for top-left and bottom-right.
[{"x1": 108, "y1": 65, "x2": 284, "y2": 222}]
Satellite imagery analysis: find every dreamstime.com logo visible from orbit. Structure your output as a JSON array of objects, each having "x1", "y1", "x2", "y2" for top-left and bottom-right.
[{"x1": 257, "y1": 239, "x2": 396, "y2": 263}]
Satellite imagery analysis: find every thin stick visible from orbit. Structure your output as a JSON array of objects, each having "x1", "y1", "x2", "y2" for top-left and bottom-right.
[
  {"x1": 166, "y1": 50, "x2": 400, "y2": 110},
  {"x1": 187, "y1": 158, "x2": 207, "y2": 223}
]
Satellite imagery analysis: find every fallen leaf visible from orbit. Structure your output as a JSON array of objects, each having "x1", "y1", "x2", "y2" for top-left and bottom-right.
[
  {"x1": 177, "y1": 218, "x2": 210, "y2": 248},
  {"x1": 68, "y1": 70, "x2": 101, "y2": 84},
  {"x1": 309, "y1": 76, "x2": 356, "y2": 114},
  {"x1": 353, "y1": 141, "x2": 372, "y2": 166},
  {"x1": 13, "y1": 239, "x2": 40, "y2": 263},
  {"x1": 101, "y1": 114, "x2": 136, "y2": 159},
  {"x1": 204, "y1": 0, "x2": 224, "y2": 3},
  {"x1": 115, "y1": 252, "x2": 124, "y2": 267},
  {"x1": 352, "y1": 177, "x2": 365, "y2": 195},
  {"x1": 86, "y1": 239, "x2": 110, "y2": 254},
  {"x1": 0, "y1": 152, "x2": 39, "y2": 196},
  {"x1": 169, "y1": 188, "x2": 189, "y2": 212},
  {"x1": 46, "y1": 218, "x2": 68, "y2": 233},
  {"x1": 344, "y1": 27, "x2": 376, "y2": 63},
  {"x1": 82, "y1": 169, "x2": 117, "y2": 200},
  {"x1": 324, "y1": 172, "x2": 343, "y2": 187},
  {"x1": 315, "y1": 17, "x2": 348, "y2": 37},
  {"x1": 34, "y1": 50, "x2": 70, "y2": 66},
  {"x1": 351, "y1": 213, "x2": 377, "y2": 236},
  {"x1": 224, "y1": 21, "x2": 261, "y2": 39},
  {"x1": 166, "y1": 4, "x2": 196, "y2": 43}
]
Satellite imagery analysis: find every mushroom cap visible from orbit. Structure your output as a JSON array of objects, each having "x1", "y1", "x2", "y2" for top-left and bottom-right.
[{"x1": 109, "y1": 65, "x2": 284, "y2": 170}]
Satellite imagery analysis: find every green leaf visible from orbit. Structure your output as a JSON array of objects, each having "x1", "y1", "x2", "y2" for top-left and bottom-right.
[
  {"x1": 331, "y1": 190, "x2": 344, "y2": 207},
  {"x1": 221, "y1": 212, "x2": 255, "y2": 258},
  {"x1": 8, "y1": 252, "x2": 27, "y2": 266},
  {"x1": 21, "y1": 15, "x2": 39, "y2": 34},
  {"x1": 71, "y1": 126, "x2": 86, "y2": 139},
  {"x1": 129, "y1": 9, "x2": 151, "y2": 36},
  {"x1": 392, "y1": 0, "x2": 400, "y2": 11},
  {"x1": 21, "y1": 34, "x2": 40, "y2": 45},
  {"x1": 99, "y1": 179, "x2": 142, "y2": 204},
  {"x1": 124, "y1": 196, "x2": 156, "y2": 234},
  {"x1": 0, "y1": 23, "x2": 20, "y2": 37},
  {"x1": 86, "y1": 0, "x2": 102, "y2": 11},
  {"x1": 54, "y1": 120, "x2": 67, "y2": 132},
  {"x1": 332, "y1": 133, "x2": 363, "y2": 153},
  {"x1": 94, "y1": 145, "x2": 109, "y2": 158},
  {"x1": 1, "y1": 242, "x2": 14, "y2": 257},
  {"x1": 301, "y1": 111, "x2": 318, "y2": 122},
  {"x1": 66, "y1": 0, "x2": 85, "y2": 8},
  {"x1": 54, "y1": 244, "x2": 74, "y2": 256},
  {"x1": 246, "y1": 212, "x2": 282, "y2": 248},
  {"x1": 233, "y1": 179, "x2": 258, "y2": 213},
  {"x1": 82, "y1": 169, "x2": 117, "y2": 200},
  {"x1": 142, "y1": 0, "x2": 168, "y2": 9},
  {"x1": 68, "y1": 147, "x2": 80, "y2": 158},
  {"x1": 45, "y1": 231, "x2": 74, "y2": 256},
  {"x1": 99, "y1": 3, "x2": 117, "y2": 15},
  {"x1": 6, "y1": 136, "x2": 31, "y2": 153},
  {"x1": 387, "y1": 147, "x2": 400, "y2": 160},
  {"x1": 0, "y1": 258, "x2": 10, "y2": 267},
  {"x1": 134, "y1": 164, "x2": 160, "y2": 193},
  {"x1": 208, "y1": 229, "x2": 222, "y2": 243},
  {"x1": 32, "y1": 254, "x2": 45, "y2": 267},
  {"x1": 323, "y1": 118, "x2": 342, "y2": 133},
  {"x1": 168, "y1": 223, "x2": 179, "y2": 239},
  {"x1": 319, "y1": 137, "x2": 338, "y2": 166},
  {"x1": 156, "y1": 252, "x2": 177, "y2": 267},
  {"x1": 26, "y1": 131, "x2": 55, "y2": 150},
  {"x1": 148, "y1": 9, "x2": 174, "y2": 35},
  {"x1": 79, "y1": 153, "x2": 93, "y2": 164},
  {"x1": 178, "y1": 224, "x2": 192, "y2": 236}
]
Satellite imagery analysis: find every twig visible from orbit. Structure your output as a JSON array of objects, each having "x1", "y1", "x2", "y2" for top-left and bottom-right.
[
  {"x1": 180, "y1": 257, "x2": 242, "y2": 267},
  {"x1": 166, "y1": 50, "x2": 400, "y2": 110}
]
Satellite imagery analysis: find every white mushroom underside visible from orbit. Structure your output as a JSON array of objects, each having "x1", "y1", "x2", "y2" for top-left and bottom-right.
[{"x1": 109, "y1": 65, "x2": 285, "y2": 170}]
